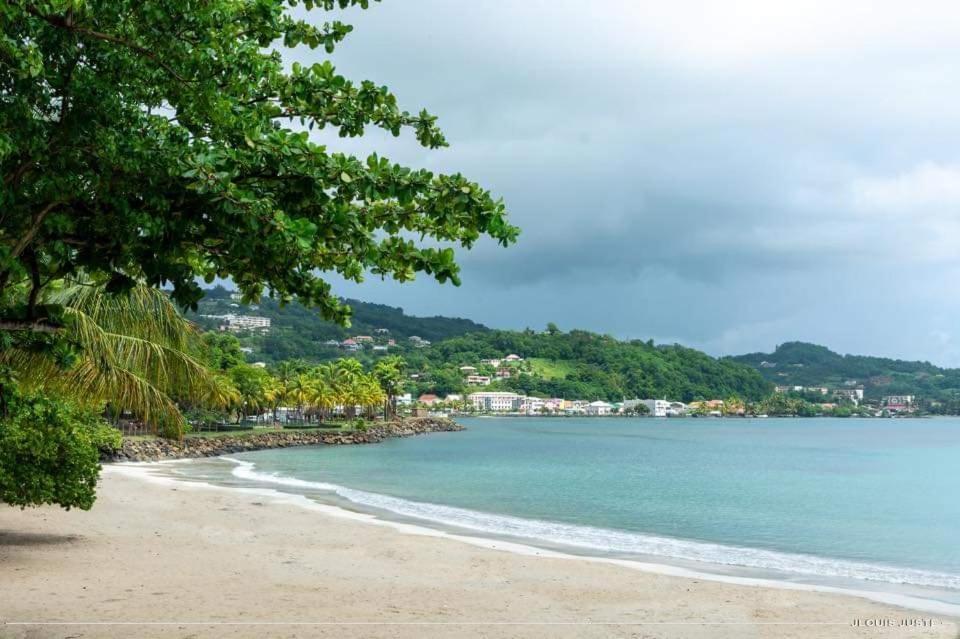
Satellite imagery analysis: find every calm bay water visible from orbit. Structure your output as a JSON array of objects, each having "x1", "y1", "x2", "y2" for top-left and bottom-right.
[{"x1": 164, "y1": 417, "x2": 960, "y2": 608}]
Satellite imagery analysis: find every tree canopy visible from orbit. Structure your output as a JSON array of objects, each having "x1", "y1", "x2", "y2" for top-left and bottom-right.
[{"x1": 1, "y1": 0, "x2": 517, "y2": 332}]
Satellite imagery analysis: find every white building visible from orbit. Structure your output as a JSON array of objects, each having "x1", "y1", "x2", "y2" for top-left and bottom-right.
[
  {"x1": 642, "y1": 399, "x2": 671, "y2": 417},
  {"x1": 521, "y1": 397, "x2": 546, "y2": 414},
  {"x1": 834, "y1": 388, "x2": 864, "y2": 404},
  {"x1": 565, "y1": 400, "x2": 588, "y2": 415},
  {"x1": 465, "y1": 375, "x2": 491, "y2": 386},
  {"x1": 585, "y1": 400, "x2": 614, "y2": 416},
  {"x1": 202, "y1": 313, "x2": 271, "y2": 333},
  {"x1": 396, "y1": 393, "x2": 413, "y2": 406},
  {"x1": 504, "y1": 354, "x2": 524, "y2": 362},
  {"x1": 468, "y1": 392, "x2": 524, "y2": 412},
  {"x1": 667, "y1": 401, "x2": 687, "y2": 416}
]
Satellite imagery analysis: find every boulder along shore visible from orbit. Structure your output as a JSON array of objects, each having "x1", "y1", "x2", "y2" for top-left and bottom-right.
[{"x1": 102, "y1": 417, "x2": 463, "y2": 463}]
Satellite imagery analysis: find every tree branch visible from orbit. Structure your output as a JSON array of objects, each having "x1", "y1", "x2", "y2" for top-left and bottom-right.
[
  {"x1": 24, "y1": 6, "x2": 189, "y2": 83},
  {"x1": 11, "y1": 200, "x2": 64, "y2": 260}
]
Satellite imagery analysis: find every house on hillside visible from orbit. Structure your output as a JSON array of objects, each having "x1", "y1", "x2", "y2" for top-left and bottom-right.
[
  {"x1": 834, "y1": 388, "x2": 864, "y2": 404},
  {"x1": 466, "y1": 375, "x2": 491, "y2": 386},
  {"x1": 418, "y1": 394, "x2": 440, "y2": 406},
  {"x1": 883, "y1": 395, "x2": 915, "y2": 412},
  {"x1": 504, "y1": 354, "x2": 523, "y2": 362}
]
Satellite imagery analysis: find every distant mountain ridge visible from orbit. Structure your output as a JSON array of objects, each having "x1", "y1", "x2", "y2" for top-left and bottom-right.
[{"x1": 728, "y1": 341, "x2": 960, "y2": 400}]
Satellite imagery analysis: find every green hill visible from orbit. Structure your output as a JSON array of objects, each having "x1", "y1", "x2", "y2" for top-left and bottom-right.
[
  {"x1": 728, "y1": 341, "x2": 960, "y2": 402},
  {"x1": 190, "y1": 286, "x2": 488, "y2": 363},
  {"x1": 403, "y1": 330, "x2": 772, "y2": 402}
]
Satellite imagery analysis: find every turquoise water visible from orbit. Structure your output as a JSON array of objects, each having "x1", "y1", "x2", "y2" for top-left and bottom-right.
[{"x1": 165, "y1": 417, "x2": 960, "y2": 607}]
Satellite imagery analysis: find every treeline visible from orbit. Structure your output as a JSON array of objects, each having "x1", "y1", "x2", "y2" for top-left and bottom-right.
[{"x1": 404, "y1": 329, "x2": 772, "y2": 402}]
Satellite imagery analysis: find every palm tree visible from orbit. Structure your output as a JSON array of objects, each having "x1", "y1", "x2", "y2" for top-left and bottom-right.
[
  {"x1": 263, "y1": 377, "x2": 287, "y2": 425},
  {"x1": 0, "y1": 280, "x2": 231, "y2": 438},
  {"x1": 285, "y1": 373, "x2": 319, "y2": 424}
]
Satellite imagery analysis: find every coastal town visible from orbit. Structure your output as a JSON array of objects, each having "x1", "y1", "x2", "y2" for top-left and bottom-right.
[
  {"x1": 390, "y1": 353, "x2": 920, "y2": 418},
  {"x1": 187, "y1": 303, "x2": 927, "y2": 420}
]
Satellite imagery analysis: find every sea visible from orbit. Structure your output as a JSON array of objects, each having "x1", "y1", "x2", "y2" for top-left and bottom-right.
[{"x1": 145, "y1": 416, "x2": 960, "y2": 614}]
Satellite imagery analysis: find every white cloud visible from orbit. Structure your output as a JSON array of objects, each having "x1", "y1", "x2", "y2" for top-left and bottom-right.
[{"x1": 851, "y1": 163, "x2": 960, "y2": 215}]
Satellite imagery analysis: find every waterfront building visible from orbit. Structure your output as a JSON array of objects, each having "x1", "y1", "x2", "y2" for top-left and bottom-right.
[
  {"x1": 640, "y1": 399, "x2": 671, "y2": 417},
  {"x1": 585, "y1": 400, "x2": 614, "y2": 416},
  {"x1": 468, "y1": 391, "x2": 524, "y2": 412}
]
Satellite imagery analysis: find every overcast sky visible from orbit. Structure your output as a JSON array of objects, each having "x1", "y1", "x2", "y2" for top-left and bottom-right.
[{"x1": 292, "y1": 1, "x2": 960, "y2": 365}]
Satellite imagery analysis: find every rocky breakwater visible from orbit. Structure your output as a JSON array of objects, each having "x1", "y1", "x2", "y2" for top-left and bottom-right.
[{"x1": 103, "y1": 417, "x2": 464, "y2": 463}]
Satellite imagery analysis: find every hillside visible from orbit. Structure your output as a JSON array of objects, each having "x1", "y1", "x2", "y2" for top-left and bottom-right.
[
  {"x1": 404, "y1": 330, "x2": 772, "y2": 402},
  {"x1": 729, "y1": 341, "x2": 960, "y2": 401},
  {"x1": 190, "y1": 286, "x2": 488, "y2": 363}
]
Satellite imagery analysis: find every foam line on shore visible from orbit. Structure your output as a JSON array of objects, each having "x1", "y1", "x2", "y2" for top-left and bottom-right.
[{"x1": 105, "y1": 462, "x2": 960, "y2": 618}]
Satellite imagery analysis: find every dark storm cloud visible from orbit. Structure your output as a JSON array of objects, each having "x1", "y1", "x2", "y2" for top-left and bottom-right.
[{"x1": 296, "y1": 1, "x2": 960, "y2": 365}]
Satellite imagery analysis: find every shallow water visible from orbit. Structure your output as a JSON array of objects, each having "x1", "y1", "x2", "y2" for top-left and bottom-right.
[{"x1": 161, "y1": 417, "x2": 960, "y2": 609}]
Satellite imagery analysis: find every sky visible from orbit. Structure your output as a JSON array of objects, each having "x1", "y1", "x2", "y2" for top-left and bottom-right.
[{"x1": 289, "y1": 0, "x2": 960, "y2": 365}]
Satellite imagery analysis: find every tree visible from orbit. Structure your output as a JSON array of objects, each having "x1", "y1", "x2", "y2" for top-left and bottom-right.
[
  {"x1": 0, "y1": 281, "x2": 231, "y2": 437},
  {"x1": 228, "y1": 364, "x2": 271, "y2": 422},
  {"x1": 1, "y1": 0, "x2": 518, "y2": 338},
  {"x1": 546, "y1": 322, "x2": 560, "y2": 335},
  {"x1": 373, "y1": 355, "x2": 406, "y2": 418},
  {"x1": 628, "y1": 402, "x2": 650, "y2": 416},
  {"x1": 0, "y1": 391, "x2": 120, "y2": 510},
  {"x1": 204, "y1": 333, "x2": 246, "y2": 371}
]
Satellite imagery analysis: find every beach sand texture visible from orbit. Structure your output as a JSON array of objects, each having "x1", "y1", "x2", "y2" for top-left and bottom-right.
[{"x1": 1, "y1": 469, "x2": 956, "y2": 639}]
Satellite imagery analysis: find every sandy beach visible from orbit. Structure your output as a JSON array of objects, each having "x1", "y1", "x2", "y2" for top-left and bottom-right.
[{"x1": 1, "y1": 468, "x2": 956, "y2": 639}]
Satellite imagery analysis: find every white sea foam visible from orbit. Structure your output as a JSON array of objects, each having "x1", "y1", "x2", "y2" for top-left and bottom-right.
[{"x1": 224, "y1": 458, "x2": 960, "y2": 592}]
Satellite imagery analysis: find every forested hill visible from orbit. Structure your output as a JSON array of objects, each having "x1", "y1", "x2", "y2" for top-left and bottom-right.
[
  {"x1": 729, "y1": 341, "x2": 960, "y2": 400},
  {"x1": 190, "y1": 286, "x2": 488, "y2": 362},
  {"x1": 404, "y1": 330, "x2": 772, "y2": 402}
]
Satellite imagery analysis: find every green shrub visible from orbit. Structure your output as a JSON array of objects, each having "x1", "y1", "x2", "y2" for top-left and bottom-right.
[{"x1": 0, "y1": 394, "x2": 121, "y2": 510}]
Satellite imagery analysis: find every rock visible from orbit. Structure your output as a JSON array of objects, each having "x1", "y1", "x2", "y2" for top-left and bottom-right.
[{"x1": 101, "y1": 417, "x2": 464, "y2": 463}]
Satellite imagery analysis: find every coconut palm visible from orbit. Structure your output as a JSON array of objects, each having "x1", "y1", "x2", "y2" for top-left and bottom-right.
[
  {"x1": 285, "y1": 373, "x2": 319, "y2": 424},
  {"x1": 0, "y1": 280, "x2": 231, "y2": 438}
]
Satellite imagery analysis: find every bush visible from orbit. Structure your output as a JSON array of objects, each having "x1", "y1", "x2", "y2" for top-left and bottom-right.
[{"x1": 0, "y1": 394, "x2": 121, "y2": 510}]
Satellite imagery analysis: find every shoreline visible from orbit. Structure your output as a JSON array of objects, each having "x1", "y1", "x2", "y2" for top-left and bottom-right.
[
  {"x1": 1, "y1": 468, "x2": 956, "y2": 639},
  {"x1": 103, "y1": 416, "x2": 462, "y2": 462},
  {"x1": 125, "y1": 460, "x2": 960, "y2": 619}
]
